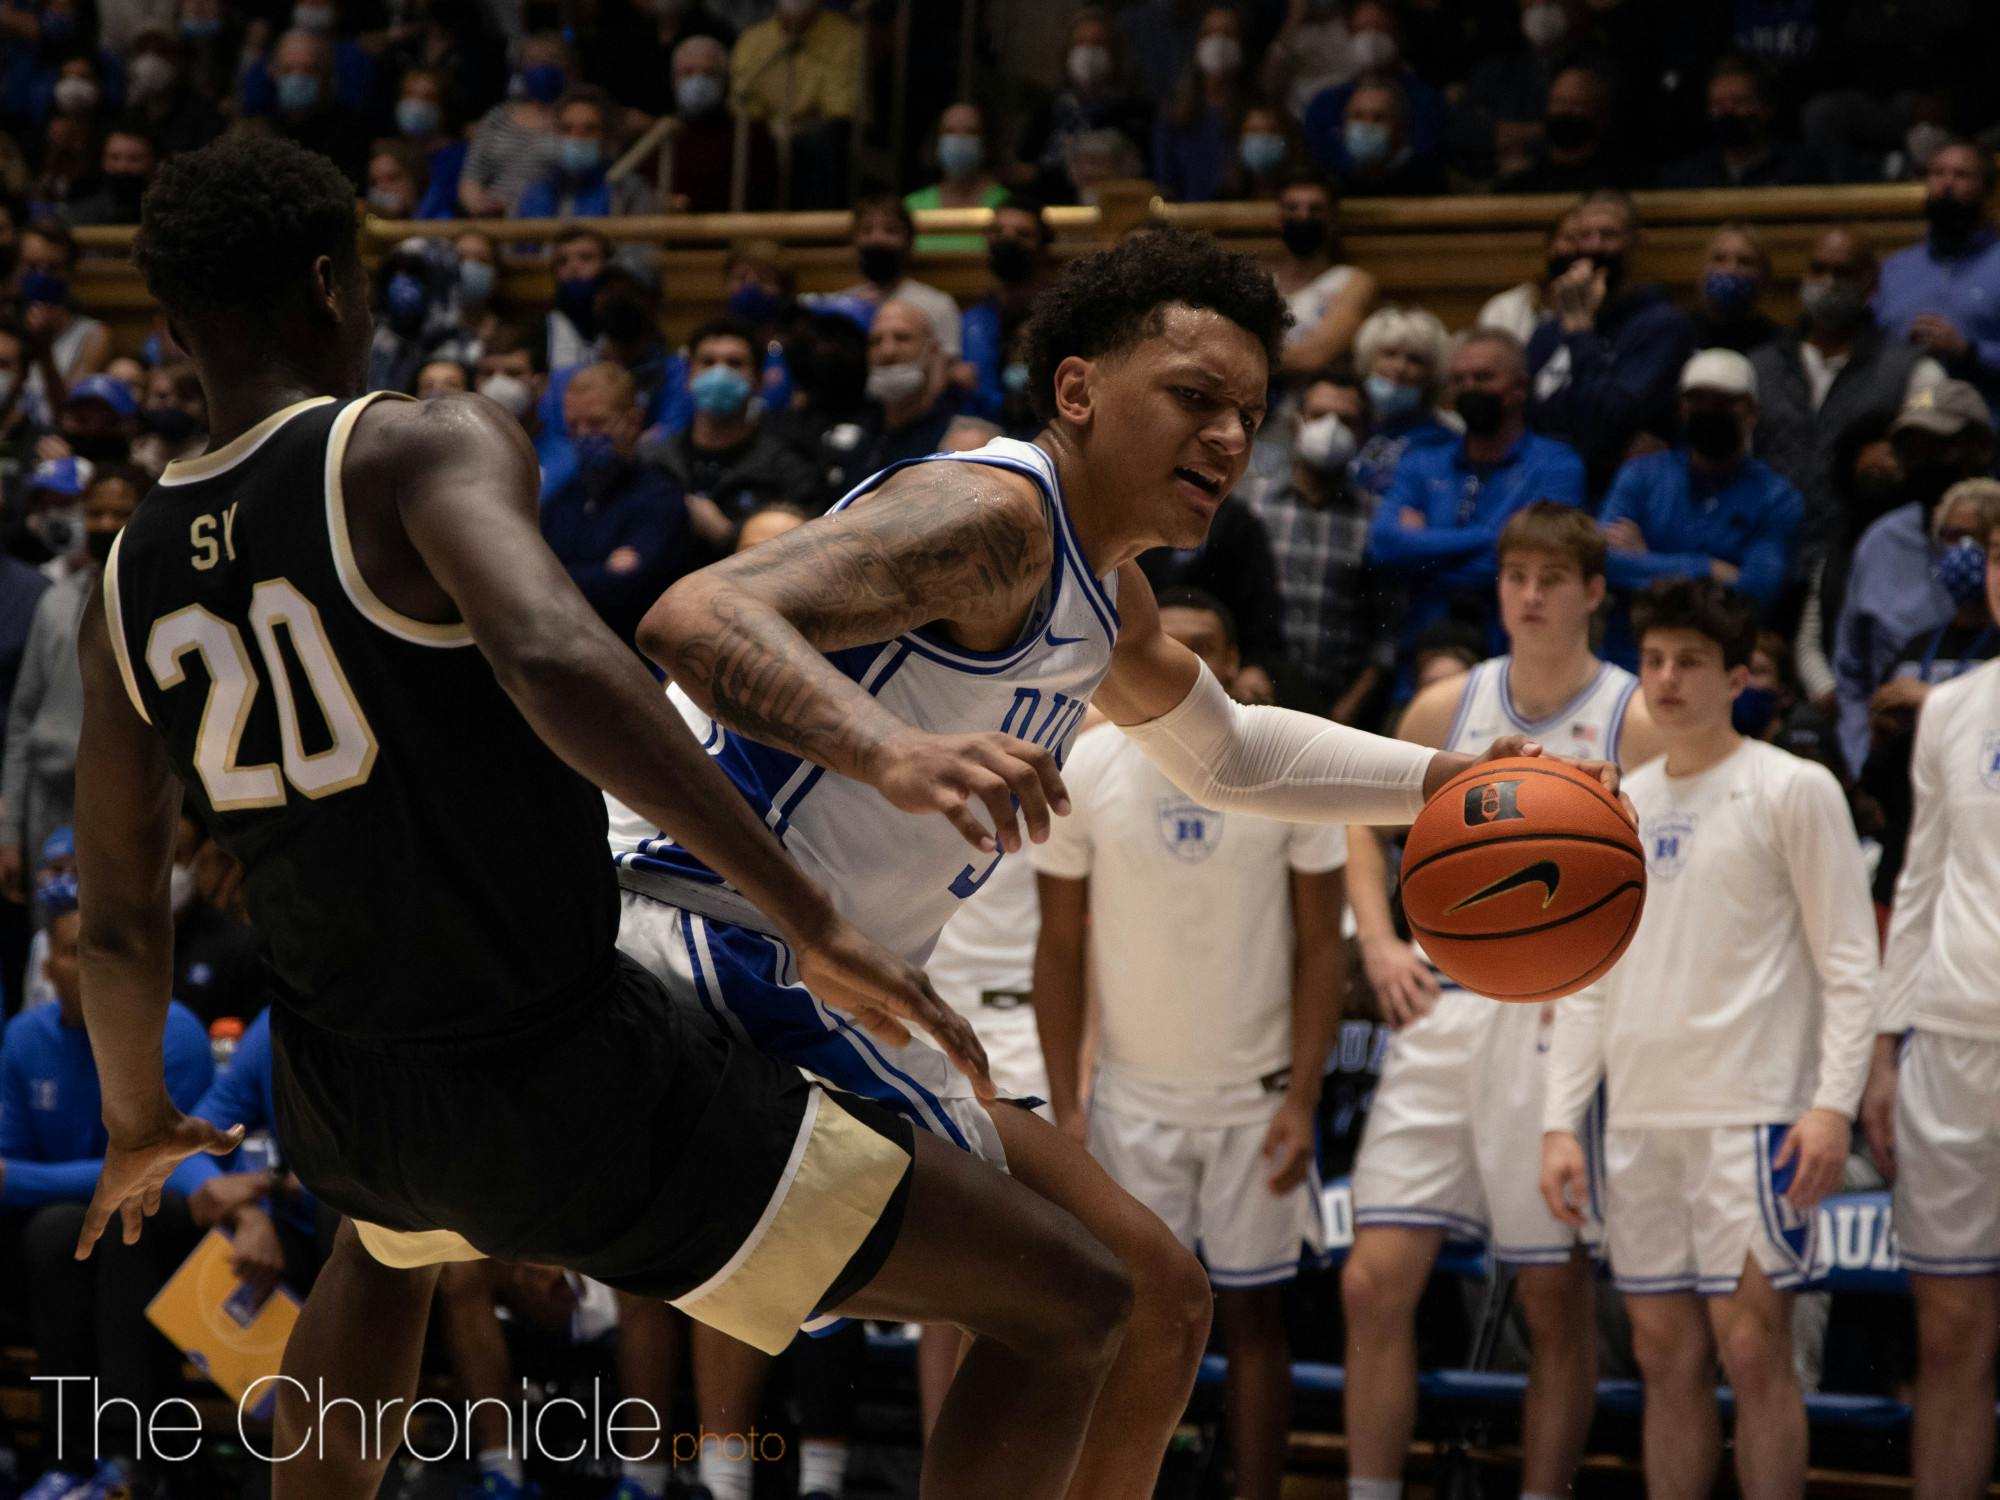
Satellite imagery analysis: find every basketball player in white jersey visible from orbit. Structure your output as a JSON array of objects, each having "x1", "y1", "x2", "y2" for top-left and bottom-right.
[
  {"x1": 1542, "y1": 579, "x2": 1876, "y2": 1500},
  {"x1": 1340, "y1": 502, "x2": 1658, "y2": 1500},
  {"x1": 608, "y1": 230, "x2": 1620, "y2": 1497},
  {"x1": 1860, "y1": 523, "x2": 2000, "y2": 1500},
  {"x1": 1032, "y1": 587, "x2": 1345, "y2": 1500}
]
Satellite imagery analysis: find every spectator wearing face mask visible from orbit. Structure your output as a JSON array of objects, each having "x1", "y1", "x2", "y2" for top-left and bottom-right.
[
  {"x1": 1752, "y1": 229, "x2": 1941, "y2": 570},
  {"x1": 1243, "y1": 365, "x2": 1391, "y2": 720},
  {"x1": 514, "y1": 85, "x2": 657, "y2": 219},
  {"x1": 907, "y1": 102, "x2": 1006, "y2": 250},
  {"x1": 128, "y1": 360, "x2": 205, "y2": 477},
  {"x1": 860, "y1": 299, "x2": 961, "y2": 472},
  {"x1": 1526, "y1": 190, "x2": 1694, "y2": 495},
  {"x1": 0, "y1": 462, "x2": 142, "y2": 897},
  {"x1": 1268, "y1": 172, "x2": 1376, "y2": 382},
  {"x1": 363, "y1": 141, "x2": 428, "y2": 223},
  {"x1": 835, "y1": 192, "x2": 962, "y2": 356},
  {"x1": 1009, "y1": 7, "x2": 1154, "y2": 205},
  {"x1": 459, "y1": 31, "x2": 569, "y2": 218},
  {"x1": 1333, "y1": 72, "x2": 1447, "y2": 198},
  {"x1": 719, "y1": 237, "x2": 793, "y2": 382},
  {"x1": 540, "y1": 362, "x2": 691, "y2": 647},
  {"x1": 1301, "y1": 1, "x2": 1445, "y2": 186},
  {"x1": 1835, "y1": 380, "x2": 1998, "y2": 775},
  {"x1": 473, "y1": 323, "x2": 545, "y2": 435},
  {"x1": 53, "y1": 373, "x2": 138, "y2": 469},
  {"x1": 173, "y1": 0, "x2": 240, "y2": 104},
  {"x1": 1598, "y1": 349, "x2": 1803, "y2": 667},
  {"x1": 961, "y1": 196, "x2": 1052, "y2": 425},
  {"x1": 1658, "y1": 55, "x2": 1825, "y2": 190},
  {"x1": 239, "y1": 0, "x2": 374, "y2": 119},
  {"x1": 1370, "y1": 328, "x2": 1585, "y2": 692},
  {"x1": 1227, "y1": 105, "x2": 1302, "y2": 201},
  {"x1": 646, "y1": 317, "x2": 819, "y2": 561},
  {"x1": 366, "y1": 237, "x2": 472, "y2": 397},
  {"x1": 1689, "y1": 222, "x2": 1780, "y2": 357},
  {"x1": 580, "y1": 0, "x2": 734, "y2": 118},
  {"x1": 655, "y1": 33, "x2": 776, "y2": 214},
  {"x1": 120, "y1": 28, "x2": 221, "y2": 158},
  {"x1": 1874, "y1": 140, "x2": 2000, "y2": 408},
  {"x1": 237, "y1": 28, "x2": 371, "y2": 188},
  {"x1": 1150, "y1": 7, "x2": 1251, "y2": 206},
  {"x1": 544, "y1": 225, "x2": 611, "y2": 374},
  {"x1": 730, "y1": 0, "x2": 858, "y2": 210},
  {"x1": 11, "y1": 457, "x2": 91, "y2": 576},
  {"x1": 12, "y1": 218, "x2": 108, "y2": 429},
  {"x1": 1451, "y1": 0, "x2": 1602, "y2": 182},
  {"x1": 43, "y1": 54, "x2": 104, "y2": 138},
  {"x1": 59, "y1": 122, "x2": 156, "y2": 228},
  {"x1": 1496, "y1": 63, "x2": 1635, "y2": 194},
  {"x1": 452, "y1": 229, "x2": 501, "y2": 361},
  {"x1": 1349, "y1": 304, "x2": 1453, "y2": 498},
  {"x1": 390, "y1": 66, "x2": 468, "y2": 221}
]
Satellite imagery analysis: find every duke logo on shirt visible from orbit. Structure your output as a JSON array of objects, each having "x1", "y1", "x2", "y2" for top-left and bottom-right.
[
  {"x1": 1978, "y1": 731, "x2": 2000, "y2": 792},
  {"x1": 30, "y1": 1079, "x2": 57, "y2": 1112},
  {"x1": 1154, "y1": 796, "x2": 1224, "y2": 861},
  {"x1": 1645, "y1": 813, "x2": 1698, "y2": 879}
]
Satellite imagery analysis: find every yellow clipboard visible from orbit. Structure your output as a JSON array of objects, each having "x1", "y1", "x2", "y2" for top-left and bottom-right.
[{"x1": 145, "y1": 1228, "x2": 301, "y2": 1419}]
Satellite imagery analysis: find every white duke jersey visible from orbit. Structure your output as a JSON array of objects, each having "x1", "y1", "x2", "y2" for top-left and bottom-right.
[
  {"x1": 1442, "y1": 655, "x2": 1639, "y2": 763},
  {"x1": 607, "y1": 438, "x2": 1119, "y2": 965}
]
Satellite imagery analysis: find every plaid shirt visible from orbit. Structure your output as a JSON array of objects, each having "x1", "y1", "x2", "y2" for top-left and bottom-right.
[{"x1": 1243, "y1": 473, "x2": 1390, "y2": 704}]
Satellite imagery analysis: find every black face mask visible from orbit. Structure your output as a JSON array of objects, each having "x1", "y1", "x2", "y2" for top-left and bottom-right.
[
  {"x1": 596, "y1": 295, "x2": 651, "y2": 345},
  {"x1": 1453, "y1": 389, "x2": 1508, "y2": 437},
  {"x1": 857, "y1": 243, "x2": 905, "y2": 287},
  {"x1": 1926, "y1": 193, "x2": 1984, "y2": 248},
  {"x1": 1907, "y1": 458, "x2": 1969, "y2": 511},
  {"x1": 85, "y1": 527, "x2": 116, "y2": 567},
  {"x1": 1709, "y1": 113, "x2": 1760, "y2": 149},
  {"x1": 1850, "y1": 471, "x2": 1904, "y2": 518},
  {"x1": 142, "y1": 405, "x2": 199, "y2": 442},
  {"x1": 1547, "y1": 249, "x2": 1624, "y2": 291},
  {"x1": 1280, "y1": 218, "x2": 1328, "y2": 259},
  {"x1": 64, "y1": 432, "x2": 130, "y2": 464},
  {"x1": 105, "y1": 171, "x2": 148, "y2": 202},
  {"x1": 1684, "y1": 409, "x2": 1742, "y2": 463},
  {"x1": 987, "y1": 238, "x2": 1036, "y2": 286},
  {"x1": 1543, "y1": 112, "x2": 1596, "y2": 150}
]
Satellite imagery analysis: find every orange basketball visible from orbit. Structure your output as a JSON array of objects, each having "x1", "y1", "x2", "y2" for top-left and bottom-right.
[{"x1": 1399, "y1": 757, "x2": 1645, "y2": 1003}]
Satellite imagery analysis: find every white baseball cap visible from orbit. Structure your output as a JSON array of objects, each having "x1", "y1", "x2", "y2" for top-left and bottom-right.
[{"x1": 1680, "y1": 347, "x2": 1757, "y2": 399}]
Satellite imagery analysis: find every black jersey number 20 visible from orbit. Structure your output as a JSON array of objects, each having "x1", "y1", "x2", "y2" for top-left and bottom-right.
[{"x1": 145, "y1": 579, "x2": 379, "y2": 812}]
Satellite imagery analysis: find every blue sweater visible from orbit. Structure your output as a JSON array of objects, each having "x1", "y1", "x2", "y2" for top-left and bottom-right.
[
  {"x1": 1598, "y1": 448, "x2": 1803, "y2": 664},
  {"x1": 1875, "y1": 228, "x2": 2000, "y2": 401},
  {"x1": 540, "y1": 461, "x2": 692, "y2": 645},
  {"x1": 0, "y1": 1000, "x2": 212, "y2": 1208},
  {"x1": 168, "y1": 1009, "x2": 318, "y2": 1234}
]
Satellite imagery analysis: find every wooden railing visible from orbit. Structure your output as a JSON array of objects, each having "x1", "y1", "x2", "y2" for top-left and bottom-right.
[{"x1": 68, "y1": 181, "x2": 1928, "y2": 356}]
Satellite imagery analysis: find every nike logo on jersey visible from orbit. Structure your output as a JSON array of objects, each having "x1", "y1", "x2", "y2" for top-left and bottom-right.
[
  {"x1": 1445, "y1": 859, "x2": 1562, "y2": 914},
  {"x1": 1044, "y1": 627, "x2": 1088, "y2": 648}
]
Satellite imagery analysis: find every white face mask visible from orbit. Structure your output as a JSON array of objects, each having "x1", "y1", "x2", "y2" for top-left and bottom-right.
[
  {"x1": 1194, "y1": 33, "x2": 1242, "y2": 77},
  {"x1": 129, "y1": 53, "x2": 176, "y2": 99},
  {"x1": 53, "y1": 77, "x2": 99, "y2": 115},
  {"x1": 1521, "y1": 1, "x2": 1569, "y2": 50},
  {"x1": 1348, "y1": 29, "x2": 1398, "y2": 70},
  {"x1": 169, "y1": 862, "x2": 196, "y2": 917},
  {"x1": 1067, "y1": 43, "x2": 1113, "y2": 88},
  {"x1": 1296, "y1": 412, "x2": 1357, "y2": 472},
  {"x1": 478, "y1": 373, "x2": 534, "y2": 420},
  {"x1": 865, "y1": 360, "x2": 928, "y2": 406}
]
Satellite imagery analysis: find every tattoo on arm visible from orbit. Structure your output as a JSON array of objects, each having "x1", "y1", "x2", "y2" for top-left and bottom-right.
[{"x1": 651, "y1": 466, "x2": 1052, "y2": 776}]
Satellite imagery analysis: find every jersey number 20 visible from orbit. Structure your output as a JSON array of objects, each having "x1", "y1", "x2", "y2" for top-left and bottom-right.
[{"x1": 146, "y1": 580, "x2": 378, "y2": 811}]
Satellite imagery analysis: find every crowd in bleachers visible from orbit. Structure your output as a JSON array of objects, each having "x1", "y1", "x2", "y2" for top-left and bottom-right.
[{"x1": 0, "y1": 0, "x2": 1995, "y2": 1496}]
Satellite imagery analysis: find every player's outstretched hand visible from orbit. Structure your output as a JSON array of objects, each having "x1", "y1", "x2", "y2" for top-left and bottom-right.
[
  {"x1": 1478, "y1": 734, "x2": 1634, "y2": 825},
  {"x1": 1360, "y1": 933, "x2": 1440, "y2": 1030},
  {"x1": 868, "y1": 729, "x2": 1069, "y2": 854},
  {"x1": 1859, "y1": 1035, "x2": 1900, "y2": 1183},
  {"x1": 1776, "y1": 1107, "x2": 1849, "y2": 1210},
  {"x1": 77, "y1": 1101, "x2": 244, "y2": 1259},
  {"x1": 1539, "y1": 1129, "x2": 1589, "y2": 1228},
  {"x1": 796, "y1": 916, "x2": 995, "y2": 1101}
]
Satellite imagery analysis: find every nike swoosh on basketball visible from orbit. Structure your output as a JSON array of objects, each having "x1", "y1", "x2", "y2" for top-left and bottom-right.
[
  {"x1": 1445, "y1": 860, "x2": 1562, "y2": 914},
  {"x1": 1044, "y1": 627, "x2": 1088, "y2": 648}
]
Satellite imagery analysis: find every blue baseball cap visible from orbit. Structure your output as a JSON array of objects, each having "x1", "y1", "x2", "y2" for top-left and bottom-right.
[
  {"x1": 35, "y1": 871, "x2": 78, "y2": 917},
  {"x1": 67, "y1": 373, "x2": 140, "y2": 420},
  {"x1": 40, "y1": 825, "x2": 74, "y2": 863},
  {"x1": 28, "y1": 456, "x2": 93, "y2": 496}
]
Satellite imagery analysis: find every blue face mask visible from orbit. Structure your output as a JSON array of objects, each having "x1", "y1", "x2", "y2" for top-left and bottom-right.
[
  {"x1": 558, "y1": 137, "x2": 601, "y2": 177},
  {"x1": 1365, "y1": 372, "x2": 1421, "y2": 421},
  {"x1": 574, "y1": 431, "x2": 620, "y2": 476},
  {"x1": 19, "y1": 269, "x2": 67, "y2": 307},
  {"x1": 727, "y1": 282, "x2": 779, "y2": 325},
  {"x1": 276, "y1": 71, "x2": 321, "y2": 114},
  {"x1": 385, "y1": 271, "x2": 427, "y2": 328},
  {"x1": 1935, "y1": 536, "x2": 1988, "y2": 607},
  {"x1": 180, "y1": 14, "x2": 222, "y2": 36},
  {"x1": 1730, "y1": 684, "x2": 1778, "y2": 736},
  {"x1": 689, "y1": 363, "x2": 753, "y2": 417},
  {"x1": 936, "y1": 133, "x2": 983, "y2": 178},
  {"x1": 1237, "y1": 131, "x2": 1286, "y2": 175},
  {"x1": 1002, "y1": 360, "x2": 1031, "y2": 393},
  {"x1": 1703, "y1": 269, "x2": 1759, "y2": 319},
  {"x1": 458, "y1": 258, "x2": 495, "y2": 304},
  {"x1": 396, "y1": 97, "x2": 440, "y2": 137},
  {"x1": 1344, "y1": 120, "x2": 1391, "y2": 168},
  {"x1": 142, "y1": 333, "x2": 162, "y2": 367},
  {"x1": 521, "y1": 62, "x2": 565, "y2": 104},
  {"x1": 555, "y1": 274, "x2": 598, "y2": 327}
]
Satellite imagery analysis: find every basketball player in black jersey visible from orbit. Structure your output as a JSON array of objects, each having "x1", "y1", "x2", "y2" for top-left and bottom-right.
[{"x1": 69, "y1": 137, "x2": 1133, "y2": 1500}]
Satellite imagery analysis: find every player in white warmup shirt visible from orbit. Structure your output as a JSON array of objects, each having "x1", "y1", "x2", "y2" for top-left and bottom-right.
[
  {"x1": 1341, "y1": 503, "x2": 1659, "y2": 1500},
  {"x1": 606, "y1": 230, "x2": 1620, "y2": 1498},
  {"x1": 1541, "y1": 580, "x2": 1877, "y2": 1500},
  {"x1": 1861, "y1": 525, "x2": 2000, "y2": 1500},
  {"x1": 1032, "y1": 589, "x2": 1346, "y2": 1500}
]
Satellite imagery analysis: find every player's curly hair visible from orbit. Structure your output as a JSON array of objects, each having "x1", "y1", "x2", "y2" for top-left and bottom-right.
[
  {"x1": 1024, "y1": 226, "x2": 1291, "y2": 421},
  {"x1": 132, "y1": 136, "x2": 361, "y2": 331},
  {"x1": 1631, "y1": 578, "x2": 1757, "y2": 669}
]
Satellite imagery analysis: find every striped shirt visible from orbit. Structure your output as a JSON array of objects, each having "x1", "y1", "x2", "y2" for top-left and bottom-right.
[{"x1": 1244, "y1": 472, "x2": 1388, "y2": 705}]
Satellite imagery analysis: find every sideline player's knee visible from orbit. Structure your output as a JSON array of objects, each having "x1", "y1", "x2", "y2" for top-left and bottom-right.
[
  {"x1": 1342, "y1": 1236, "x2": 1427, "y2": 1332},
  {"x1": 1629, "y1": 1310, "x2": 1710, "y2": 1390},
  {"x1": 1715, "y1": 1314, "x2": 1795, "y2": 1401},
  {"x1": 1515, "y1": 1263, "x2": 1588, "y2": 1351},
  {"x1": 1915, "y1": 1284, "x2": 2000, "y2": 1378}
]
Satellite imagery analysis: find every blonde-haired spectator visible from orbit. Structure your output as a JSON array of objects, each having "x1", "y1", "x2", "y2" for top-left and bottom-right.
[{"x1": 1351, "y1": 303, "x2": 1454, "y2": 497}]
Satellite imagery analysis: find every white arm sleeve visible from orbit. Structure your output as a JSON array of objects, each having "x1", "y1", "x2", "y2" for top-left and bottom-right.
[{"x1": 1118, "y1": 662, "x2": 1435, "y2": 826}]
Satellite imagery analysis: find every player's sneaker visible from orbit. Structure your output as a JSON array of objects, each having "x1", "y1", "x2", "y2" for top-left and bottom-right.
[{"x1": 18, "y1": 1473, "x2": 84, "y2": 1500}]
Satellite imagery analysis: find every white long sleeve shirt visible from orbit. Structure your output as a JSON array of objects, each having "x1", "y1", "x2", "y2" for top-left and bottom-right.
[
  {"x1": 1545, "y1": 738, "x2": 1879, "y2": 1133},
  {"x1": 1878, "y1": 660, "x2": 2000, "y2": 1040}
]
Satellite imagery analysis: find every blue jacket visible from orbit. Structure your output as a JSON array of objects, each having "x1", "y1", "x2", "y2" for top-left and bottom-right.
[
  {"x1": 540, "y1": 460, "x2": 691, "y2": 645},
  {"x1": 1874, "y1": 227, "x2": 2000, "y2": 401},
  {"x1": 1369, "y1": 429, "x2": 1586, "y2": 683},
  {"x1": 168, "y1": 1010, "x2": 318, "y2": 1235},
  {"x1": 960, "y1": 299, "x2": 1008, "y2": 422},
  {"x1": 0, "y1": 1000, "x2": 211, "y2": 1209},
  {"x1": 1598, "y1": 448, "x2": 1802, "y2": 664},
  {"x1": 1527, "y1": 284, "x2": 1694, "y2": 493},
  {"x1": 414, "y1": 139, "x2": 468, "y2": 220},
  {"x1": 1833, "y1": 502, "x2": 1956, "y2": 777}
]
